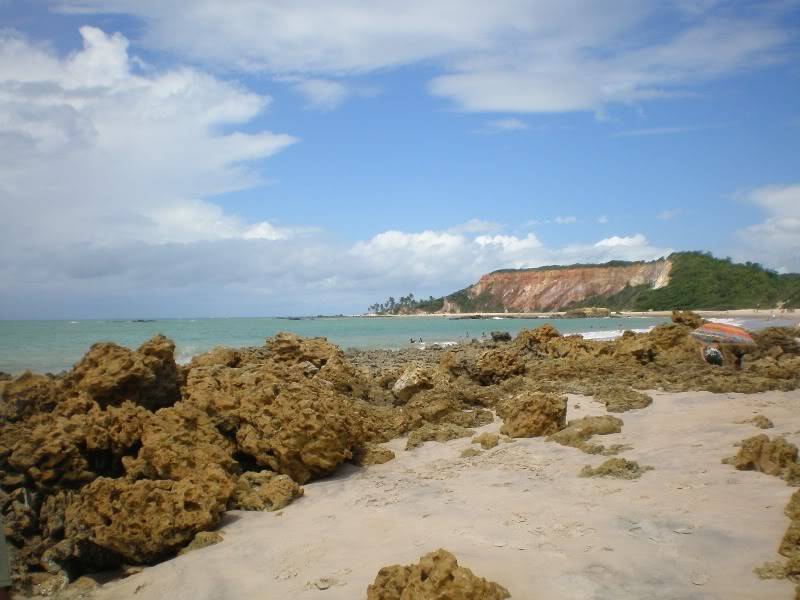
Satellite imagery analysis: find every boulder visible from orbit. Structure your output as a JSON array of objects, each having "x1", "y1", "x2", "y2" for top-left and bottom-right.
[
  {"x1": 64, "y1": 475, "x2": 232, "y2": 564},
  {"x1": 497, "y1": 392, "x2": 567, "y2": 438},
  {"x1": 472, "y1": 432, "x2": 500, "y2": 449},
  {"x1": 366, "y1": 549, "x2": 510, "y2": 600},
  {"x1": 723, "y1": 434, "x2": 799, "y2": 479}
]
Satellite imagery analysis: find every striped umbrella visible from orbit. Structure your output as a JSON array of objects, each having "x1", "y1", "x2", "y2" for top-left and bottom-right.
[{"x1": 690, "y1": 322, "x2": 755, "y2": 345}]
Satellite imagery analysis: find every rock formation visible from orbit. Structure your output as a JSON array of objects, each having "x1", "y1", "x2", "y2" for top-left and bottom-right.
[
  {"x1": 579, "y1": 458, "x2": 653, "y2": 479},
  {"x1": 366, "y1": 549, "x2": 511, "y2": 599},
  {"x1": 548, "y1": 416, "x2": 624, "y2": 454},
  {"x1": 723, "y1": 434, "x2": 800, "y2": 483},
  {"x1": 497, "y1": 392, "x2": 567, "y2": 437}
]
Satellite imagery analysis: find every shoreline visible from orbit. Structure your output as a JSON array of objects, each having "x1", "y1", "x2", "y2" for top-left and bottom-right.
[{"x1": 362, "y1": 308, "x2": 800, "y2": 322}]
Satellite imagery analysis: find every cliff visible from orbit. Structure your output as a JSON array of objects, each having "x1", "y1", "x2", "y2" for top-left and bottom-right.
[{"x1": 443, "y1": 260, "x2": 672, "y2": 313}]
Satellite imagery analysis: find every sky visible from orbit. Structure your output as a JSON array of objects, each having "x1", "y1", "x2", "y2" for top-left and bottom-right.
[{"x1": 0, "y1": 0, "x2": 798, "y2": 318}]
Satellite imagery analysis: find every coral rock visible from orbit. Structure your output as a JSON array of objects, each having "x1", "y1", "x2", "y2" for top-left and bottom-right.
[
  {"x1": 391, "y1": 367, "x2": 433, "y2": 403},
  {"x1": 593, "y1": 385, "x2": 652, "y2": 413},
  {"x1": 406, "y1": 423, "x2": 474, "y2": 450},
  {"x1": 228, "y1": 471, "x2": 303, "y2": 511},
  {"x1": 65, "y1": 475, "x2": 231, "y2": 564},
  {"x1": 353, "y1": 444, "x2": 396, "y2": 466},
  {"x1": 548, "y1": 415, "x2": 624, "y2": 454},
  {"x1": 67, "y1": 335, "x2": 180, "y2": 410},
  {"x1": 722, "y1": 434, "x2": 799, "y2": 477},
  {"x1": 497, "y1": 392, "x2": 567, "y2": 438},
  {"x1": 366, "y1": 549, "x2": 511, "y2": 600},
  {"x1": 472, "y1": 433, "x2": 500, "y2": 450},
  {"x1": 579, "y1": 458, "x2": 652, "y2": 479}
]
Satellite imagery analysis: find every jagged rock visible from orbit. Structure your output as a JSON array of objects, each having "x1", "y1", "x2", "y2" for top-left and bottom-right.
[
  {"x1": 404, "y1": 387, "x2": 493, "y2": 430},
  {"x1": 548, "y1": 415, "x2": 624, "y2": 454},
  {"x1": 722, "y1": 434, "x2": 799, "y2": 479},
  {"x1": 671, "y1": 310, "x2": 704, "y2": 329},
  {"x1": 497, "y1": 392, "x2": 567, "y2": 438},
  {"x1": 0, "y1": 372, "x2": 61, "y2": 422},
  {"x1": 352, "y1": 444, "x2": 396, "y2": 466},
  {"x1": 64, "y1": 475, "x2": 232, "y2": 565},
  {"x1": 228, "y1": 471, "x2": 302, "y2": 511},
  {"x1": 67, "y1": 335, "x2": 180, "y2": 410},
  {"x1": 593, "y1": 385, "x2": 652, "y2": 413},
  {"x1": 178, "y1": 531, "x2": 223, "y2": 555},
  {"x1": 461, "y1": 448, "x2": 482, "y2": 458},
  {"x1": 579, "y1": 458, "x2": 652, "y2": 479},
  {"x1": 189, "y1": 347, "x2": 241, "y2": 368},
  {"x1": 490, "y1": 331, "x2": 511, "y2": 342},
  {"x1": 472, "y1": 432, "x2": 500, "y2": 449},
  {"x1": 391, "y1": 367, "x2": 433, "y2": 403},
  {"x1": 366, "y1": 549, "x2": 511, "y2": 600},
  {"x1": 234, "y1": 380, "x2": 363, "y2": 484},
  {"x1": 406, "y1": 423, "x2": 474, "y2": 450}
]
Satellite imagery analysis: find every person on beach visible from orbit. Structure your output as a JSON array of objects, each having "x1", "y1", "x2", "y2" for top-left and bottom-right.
[
  {"x1": 701, "y1": 342, "x2": 724, "y2": 366},
  {"x1": 0, "y1": 516, "x2": 11, "y2": 600}
]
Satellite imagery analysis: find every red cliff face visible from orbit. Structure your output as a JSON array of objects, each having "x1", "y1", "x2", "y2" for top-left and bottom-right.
[{"x1": 444, "y1": 260, "x2": 671, "y2": 312}]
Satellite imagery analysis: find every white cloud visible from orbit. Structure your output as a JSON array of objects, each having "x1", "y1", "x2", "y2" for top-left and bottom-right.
[
  {"x1": 56, "y1": 1, "x2": 793, "y2": 114},
  {"x1": 0, "y1": 26, "x2": 296, "y2": 252},
  {"x1": 290, "y1": 78, "x2": 349, "y2": 110},
  {"x1": 554, "y1": 216, "x2": 577, "y2": 225},
  {"x1": 595, "y1": 234, "x2": 648, "y2": 248},
  {"x1": 597, "y1": 215, "x2": 609, "y2": 224},
  {"x1": 737, "y1": 183, "x2": 800, "y2": 272}
]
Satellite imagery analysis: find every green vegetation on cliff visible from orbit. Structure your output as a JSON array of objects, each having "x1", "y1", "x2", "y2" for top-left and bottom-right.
[{"x1": 567, "y1": 252, "x2": 800, "y2": 310}]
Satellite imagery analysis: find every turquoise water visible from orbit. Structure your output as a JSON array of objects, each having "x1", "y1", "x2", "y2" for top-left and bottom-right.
[{"x1": 0, "y1": 316, "x2": 669, "y2": 375}]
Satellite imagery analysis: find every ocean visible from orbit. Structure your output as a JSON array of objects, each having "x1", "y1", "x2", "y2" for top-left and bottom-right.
[{"x1": 0, "y1": 316, "x2": 670, "y2": 375}]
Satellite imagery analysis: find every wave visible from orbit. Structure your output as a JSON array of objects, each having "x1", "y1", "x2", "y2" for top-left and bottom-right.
[{"x1": 578, "y1": 327, "x2": 655, "y2": 341}]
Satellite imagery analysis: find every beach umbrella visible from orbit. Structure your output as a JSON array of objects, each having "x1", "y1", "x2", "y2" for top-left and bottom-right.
[{"x1": 690, "y1": 322, "x2": 755, "y2": 346}]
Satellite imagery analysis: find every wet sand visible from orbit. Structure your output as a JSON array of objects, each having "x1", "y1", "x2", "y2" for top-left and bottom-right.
[{"x1": 92, "y1": 389, "x2": 800, "y2": 600}]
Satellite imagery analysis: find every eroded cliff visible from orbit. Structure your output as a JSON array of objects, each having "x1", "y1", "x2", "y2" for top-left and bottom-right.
[{"x1": 443, "y1": 259, "x2": 671, "y2": 312}]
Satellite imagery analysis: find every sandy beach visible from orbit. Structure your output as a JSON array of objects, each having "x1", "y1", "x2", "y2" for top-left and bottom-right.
[{"x1": 90, "y1": 389, "x2": 799, "y2": 600}]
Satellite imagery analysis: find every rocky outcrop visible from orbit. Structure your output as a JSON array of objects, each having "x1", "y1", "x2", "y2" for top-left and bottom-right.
[
  {"x1": 723, "y1": 434, "x2": 800, "y2": 484},
  {"x1": 391, "y1": 367, "x2": 433, "y2": 403},
  {"x1": 444, "y1": 259, "x2": 671, "y2": 312},
  {"x1": 366, "y1": 549, "x2": 511, "y2": 599},
  {"x1": 0, "y1": 332, "x2": 376, "y2": 593},
  {"x1": 497, "y1": 392, "x2": 567, "y2": 438}
]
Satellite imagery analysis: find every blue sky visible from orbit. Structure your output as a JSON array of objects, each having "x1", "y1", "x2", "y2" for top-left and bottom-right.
[{"x1": 0, "y1": 1, "x2": 798, "y2": 318}]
